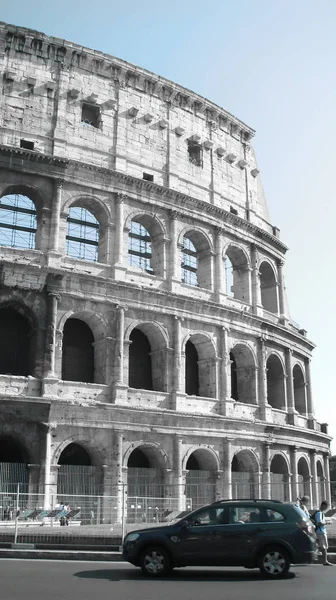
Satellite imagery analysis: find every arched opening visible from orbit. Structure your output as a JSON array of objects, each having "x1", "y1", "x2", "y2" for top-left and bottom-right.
[
  {"x1": 62, "y1": 318, "x2": 94, "y2": 383},
  {"x1": 185, "y1": 340, "x2": 199, "y2": 396},
  {"x1": 0, "y1": 436, "x2": 29, "y2": 495},
  {"x1": 0, "y1": 307, "x2": 33, "y2": 376},
  {"x1": 128, "y1": 220, "x2": 153, "y2": 274},
  {"x1": 259, "y1": 261, "x2": 278, "y2": 314},
  {"x1": 232, "y1": 450, "x2": 258, "y2": 499},
  {"x1": 57, "y1": 443, "x2": 103, "y2": 500},
  {"x1": 185, "y1": 449, "x2": 217, "y2": 509},
  {"x1": 293, "y1": 365, "x2": 306, "y2": 415},
  {"x1": 66, "y1": 206, "x2": 99, "y2": 262},
  {"x1": 181, "y1": 231, "x2": 212, "y2": 290},
  {"x1": 270, "y1": 455, "x2": 290, "y2": 501},
  {"x1": 266, "y1": 354, "x2": 286, "y2": 410},
  {"x1": 297, "y1": 456, "x2": 310, "y2": 498},
  {"x1": 0, "y1": 193, "x2": 37, "y2": 250},
  {"x1": 230, "y1": 344, "x2": 256, "y2": 404},
  {"x1": 129, "y1": 328, "x2": 153, "y2": 390},
  {"x1": 127, "y1": 446, "x2": 164, "y2": 522},
  {"x1": 316, "y1": 461, "x2": 325, "y2": 506},
  {"x1": 224, "y1": 246, "x2": 250, "y2": 302}
]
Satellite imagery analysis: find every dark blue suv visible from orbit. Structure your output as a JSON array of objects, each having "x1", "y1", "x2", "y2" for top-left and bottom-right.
[{"x1": 123, "y1": 499, "x2": 317, "y2": 578}]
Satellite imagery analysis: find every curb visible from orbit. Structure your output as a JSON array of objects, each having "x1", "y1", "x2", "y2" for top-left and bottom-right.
[{"x1": 0, "y1": 549, "x2": 124, "y2": 561}]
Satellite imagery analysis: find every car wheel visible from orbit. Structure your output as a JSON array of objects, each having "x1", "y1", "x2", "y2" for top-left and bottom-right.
[
  {"x1": 139, "y1": 546, "x2": 172, "y2": 577},
  {"x1": 258, "y1": 546, "x2": 290, "y2": 579}
]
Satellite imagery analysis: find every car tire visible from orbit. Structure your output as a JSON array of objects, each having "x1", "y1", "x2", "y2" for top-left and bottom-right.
[
  {"x1": 258, "y1": 546, "x2": 290, "y2": 579},
  {"x1": 139, "y1": 545, "x2": 172, "y2": 577}
]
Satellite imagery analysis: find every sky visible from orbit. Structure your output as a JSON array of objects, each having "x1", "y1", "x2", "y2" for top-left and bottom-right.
[{"x1": 1, "y1": 0, "x2": 335, "y2": 449}]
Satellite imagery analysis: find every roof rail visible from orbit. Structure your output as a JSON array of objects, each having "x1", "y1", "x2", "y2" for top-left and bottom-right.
[{"x1": 212, "y1": 498, "x2": 283, "y2": 504}]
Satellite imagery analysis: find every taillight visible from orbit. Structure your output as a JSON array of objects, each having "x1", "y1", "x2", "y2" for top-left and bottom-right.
[{"x1": 297, "y1": 520, "x2": 315, "y2": 535}]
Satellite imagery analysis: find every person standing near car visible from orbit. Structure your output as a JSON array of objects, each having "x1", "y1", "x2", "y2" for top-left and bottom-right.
[
  {"x1": 299, "y1": 495, "x2": 310, "y2": 518},
  {"x1": 315, "y1": 500, "x2": 334, "y2": 566}
]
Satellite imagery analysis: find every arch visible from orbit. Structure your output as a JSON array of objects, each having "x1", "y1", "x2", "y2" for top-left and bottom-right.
[
  {"x1": 231, "y1": 449, "x2": 260, "y2": 499},
  {"x1": 183, "y1": 332, "x2": 217, "y2": 398},
  {"x1": 230, "y1": 343, "x2": 257, "y2": 404},
  {"x1": 127, "y1": 321, "x2": 169, "y2": 392},
  {"x1": 126, "y1": 211, "x2": 167, "y2": 278},
  {"x1": 266, "y1": 353, "x2": 286, "y2": 410},
  {"x1": 0, "y1": 192, "x2": 37, "y2": 251},
  {"x1": 126, "y1": 443, "x2": 168, "y2": 513},
  {"x1": 57, "y1": 441, "x2": 103, "y2": 498},
  {"x1": 223, "y1": 244, "x2": 250, "y2": 302},
  {"x1": 316, "y1": 460, "x2": 325, "y2": 506},
  {"x1": 259, "y1": 261, "x2": 278, "y2": 314},
  {"x1": 180, "y1": 227, "x2": 213, "y2": 290},
  {"x1": 63, "y1": 195, "x2": 110, "y2": 263},
  {"x1": 270, "y1": 453, "x2": 290, "y2": 501},
  {"x1": 61, "y1": 318, "x2": 94, "y2": 383},
  {"x1": 58, "y1": 310, "x2": 108, "y2": 341},
  {"x1": 123, "y1": 441, "x2": 169, "y2": 471},
  {"x1": 298, "y1": 455, "x2": 311, "y2": 498},
  {"x1": 184, "y1": 447, "x2": 219, "y2": 508},
  {"x1": 293, "y1": 364, "x2": 306, "y2": 415},
  {"x1": 0, "y1": 436, "x2": 30, "y2": 493},
  {"x1": 0, "y1": 306, "x2": 35, "y2": 376}
]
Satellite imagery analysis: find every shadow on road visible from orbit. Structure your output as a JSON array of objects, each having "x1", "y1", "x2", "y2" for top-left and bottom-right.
[{"x1": 74, "y1": 567, "x2": 296, "y2": 582}]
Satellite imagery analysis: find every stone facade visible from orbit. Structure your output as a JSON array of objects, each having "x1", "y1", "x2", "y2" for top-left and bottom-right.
[{"x1": 0, "y1": 22, "x2": 331, "y2": 516}]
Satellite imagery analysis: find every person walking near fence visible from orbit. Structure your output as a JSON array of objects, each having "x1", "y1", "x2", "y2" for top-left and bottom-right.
[{"x1": 314, "y1": 500, "x2": 334, "y2": 566}]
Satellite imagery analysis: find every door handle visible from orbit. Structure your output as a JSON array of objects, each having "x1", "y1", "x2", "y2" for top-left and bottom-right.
[{"x1": 256, "y1": 527, "x2": 266, "y2": 532}]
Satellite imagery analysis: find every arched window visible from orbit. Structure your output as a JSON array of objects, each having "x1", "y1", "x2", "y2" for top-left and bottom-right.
[
  {"x1": 293, "y1": 365, "x2": 306, "y2": 415},
  {"x1": 259, "y1": 261, "x2": 278, "y2": 314},
  {"x1": 66, "y1": 207, "x2": 99, "y2": 262},
  {"x1": 270, "y1": 455, "x2": 290, "y2": 501},
  {"x1": 224, "y1": 246, "x2": 250, "y2": 302},
  {"x1": 129, "y1": 328, "x2": 153, "y2": 390},
  {"x1": 0, "y1": 194, "x2": 37, "y2": 249},
  {"x1": 0, "y1": 436, "x2": 29, "y2": 494},
  {"x1": 0, "y1": 307, "x2": 32, "y2": 376},
  {"x1": 186, "y1": 450, "x2": 217, "y2": 509},
  {"x1": 181, "y1": 236, "x2": 198, "y2": 286},
  {"x1": 266, "y1": 354, "x2": 286, "y2": 410},
  {"x1": 127, "y1": 447, "x2": 164, "y2": 514},
  {"x1": 297, "y1": 457, "x2": 310, "y2": 497},
  {"x1": 231, "y1": 451, "x2": 258, "y2": 499},
  {"x1": 185, "y1": 340, "x2": 199, "y2": 396},
  {"x1": 230, "y1": 345, "x2": 256, "y2": 404},
  {"x1": 62, "y1": 318, "x2": 94, "y2": 383},
  {"x1": 128, "y1": 220, "x2": 153, "y2": 273},
  {"x1": 57, "y1": 443, "x2": 103, "y2": 499}
]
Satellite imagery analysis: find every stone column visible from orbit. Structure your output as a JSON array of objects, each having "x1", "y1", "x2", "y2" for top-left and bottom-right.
[
  {"x1": 262, "y1": 443, "x2": 271, "y2": 498},
  {"x1": 310, "y1": 450, "x2": 318, "y2": 507},
  {"x1": 174, "y1": 436, "x2": 185, "y2": 511},
  {"x1": 43, "y1": 292, "x2": 60, "y2": 379},
  {"x1": 49, "y1": 179, "x2": 63, "y2": 253},
  {"x1": 222, "y1": 438, "x2": 233, "y2": 499},
  {"x1": 168, "y1": 210, "x2": 179, "y2": 289},
  {"x1": 251, "y1": 244, "x2": 262, "y2": 315},
  {"x1": 42, "y1": 423, "x2": 57, "y2": 509},
  {"x1": 219, "y1": 327, "x2": 231, "y2": 415},
  {"x1": 171, "y1": 316, "x2": 183, "y2": 409},
  {"x1": 305, "y1": 358, "x2": 315, "y2": 421},
  {"x1": 290, "y1": 446, "x2": 299, "y2": 501},
  {"x1": 113, "y1": 193, "x2": 127, "y2": 278},
  {"x1": 214, "y1": 227, "x2": 225, "y2": 302},
  {"x1": 116, "y1": 433, "x2": 126, "y2": 524},
  {"x1": 113, "y1": 305, "x2": 127, "y2": 403},
  {"x1": 285, "y1": 348, "x2": 296, "y2": 424},
  {"x1": 258, "y1": 337, "x2": 269, "y2": 420},
  {"x1": 323, "y1": 454, "x2": 331, "y2": 505},
  {"x1": 277, "y1": 259, "x2": 287, "y2": 323}
]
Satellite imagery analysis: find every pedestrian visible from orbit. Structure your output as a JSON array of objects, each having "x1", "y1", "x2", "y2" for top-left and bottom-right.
[
  {"x1": 299, "y1": 495, "x2": 310, "y2": 518},
  {"x1": 314, "y1": 500, "x2": 334, "y2": 566}
]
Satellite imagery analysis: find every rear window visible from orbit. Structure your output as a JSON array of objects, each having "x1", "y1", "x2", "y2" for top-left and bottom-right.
[{"x1": 265, "y1": 509, "x2": 285, "y2": 522}]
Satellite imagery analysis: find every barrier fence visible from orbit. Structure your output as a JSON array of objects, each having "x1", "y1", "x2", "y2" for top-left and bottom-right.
[{"x1": 0, "y1": 480, "x2": 333, "y2": 548}]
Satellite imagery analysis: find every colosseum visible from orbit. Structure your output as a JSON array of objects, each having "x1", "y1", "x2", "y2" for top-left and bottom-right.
[{"x1": 0, "y1": 21, "x2": 331, "y2": 523}]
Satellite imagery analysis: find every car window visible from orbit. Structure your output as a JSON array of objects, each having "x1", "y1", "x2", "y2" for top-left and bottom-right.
[
  {"x1": 230, "y1": 506, "x2": 262, "y2": 524},
  {"x1": 265, "y1": 509, "x2": 285, "y2": 522},
  {"x1": 187, "y1": 506, "x2": 228, "y2": 526}
]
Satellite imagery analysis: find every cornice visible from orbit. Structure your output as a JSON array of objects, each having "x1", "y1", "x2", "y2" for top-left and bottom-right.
[
  {"x1": 0, "y1": 21, "x2": 254, "y2": 140},
  {"x1": 0, "y1": 144, "x2": 288, "y2": 254}
]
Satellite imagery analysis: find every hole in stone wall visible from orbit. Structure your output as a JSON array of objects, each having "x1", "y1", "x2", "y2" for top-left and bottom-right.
[
  {"x1": 187, "y1": 140, "x2": 203, "y2": 167},
  {"x1": 143, "y1": 172, "x2": 154, "y2": 182},
  {"x1": 20, "y1": 139, "x2": 35, "y2": 150},
  {"x1": 81, "y1": 103, "x2": 100, "y2": 128}
]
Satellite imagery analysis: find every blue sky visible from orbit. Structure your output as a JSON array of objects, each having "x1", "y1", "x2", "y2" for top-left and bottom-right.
[{"x1": 2, "y1": 0, "x2": 336, "y2": 449}]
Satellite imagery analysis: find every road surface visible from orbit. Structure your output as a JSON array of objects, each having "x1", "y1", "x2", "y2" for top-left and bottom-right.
[{"x1": 0, "y1": 559, "x2": 334, "y2": 600}]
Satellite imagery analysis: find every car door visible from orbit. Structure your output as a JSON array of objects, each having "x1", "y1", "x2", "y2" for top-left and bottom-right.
[
  {"x1": 215, "y1": 505, "x2": 265, "y2": 564},
  {"x1": 175, "y1": 505, "x2": 232, "y2": 565}
]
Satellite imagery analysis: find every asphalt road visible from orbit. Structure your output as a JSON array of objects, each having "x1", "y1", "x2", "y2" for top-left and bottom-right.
[{"x1": 0, "y1": 560, "x2": 334, "y2": 600}]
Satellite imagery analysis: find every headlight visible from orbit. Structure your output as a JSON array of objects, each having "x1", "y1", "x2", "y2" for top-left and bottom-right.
[{"x1": 125, "y1": 533, "x2": 140, "y2": 542}]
